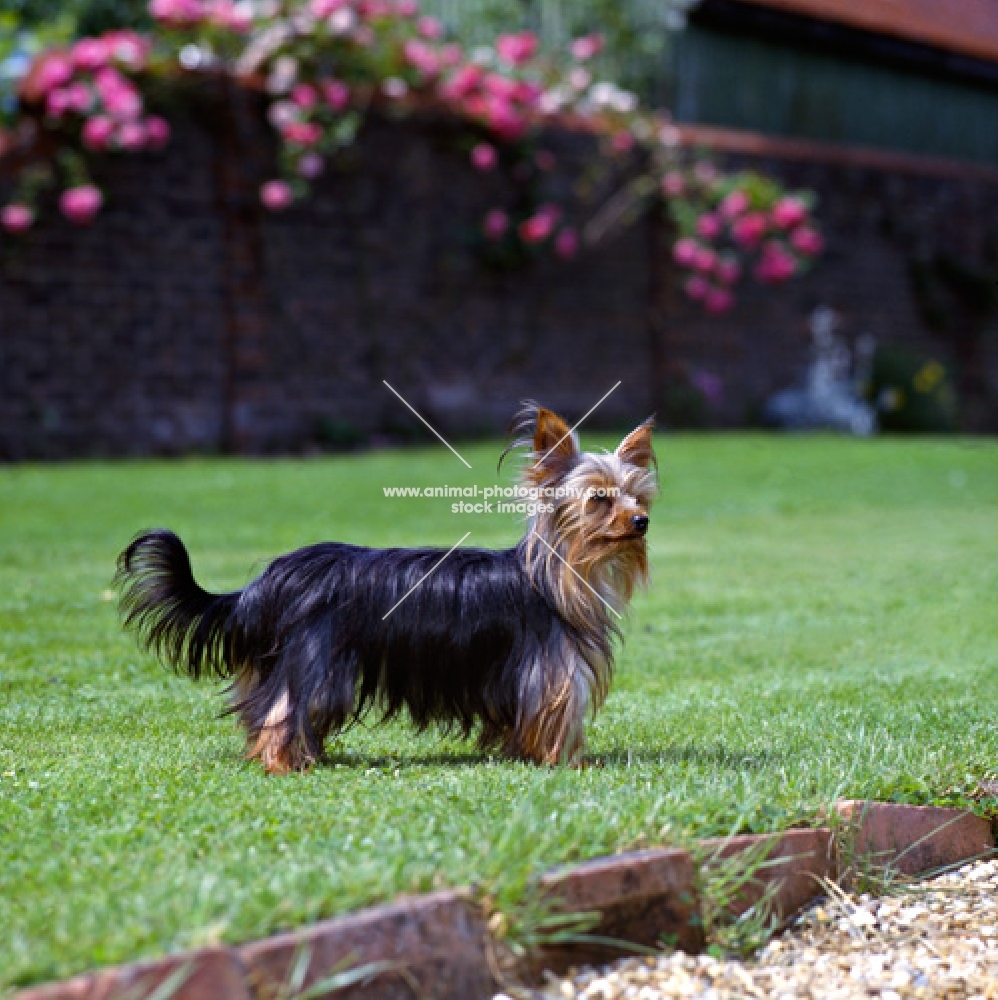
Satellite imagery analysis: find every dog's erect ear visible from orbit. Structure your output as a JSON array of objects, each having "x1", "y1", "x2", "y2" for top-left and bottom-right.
[
  {"x1": 616, "y1": 417, "x2": 656, "y2": 469},
  {"x1": 531, "y1": 407, "x2": 578, "y2": 478}
]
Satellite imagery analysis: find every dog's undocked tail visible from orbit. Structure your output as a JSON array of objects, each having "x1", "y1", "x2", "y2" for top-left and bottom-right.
[{"x1": 115, "y1": 530, "x2": 240, "y2": 680}]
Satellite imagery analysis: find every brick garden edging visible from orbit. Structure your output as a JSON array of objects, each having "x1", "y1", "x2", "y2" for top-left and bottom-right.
[{"x1": 13, "y1": 801, "x2": 996, "y2": 1000}]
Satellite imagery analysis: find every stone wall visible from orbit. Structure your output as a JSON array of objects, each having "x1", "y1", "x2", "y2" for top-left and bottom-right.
[{"x1": 2, "y1": 98, "x2": 997, "y2": 459}]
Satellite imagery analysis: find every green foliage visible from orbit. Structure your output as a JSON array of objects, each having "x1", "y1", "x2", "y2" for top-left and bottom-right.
[
  {"x1": 868, "y1": 345, "x2": 958, "y2": 434},
  {"x1": 2, "y1": 436, "x2": 997, "y2": 987}
]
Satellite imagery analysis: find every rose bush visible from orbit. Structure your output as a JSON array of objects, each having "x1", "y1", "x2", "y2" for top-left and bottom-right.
[{"x1": 0, "y1": 0, "x2": 822, "y2": 311}]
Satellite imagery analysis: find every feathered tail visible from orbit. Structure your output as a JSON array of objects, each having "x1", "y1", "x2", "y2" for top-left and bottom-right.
[{"x1": 115, "y1": 529, "x2": 240, "y2": 680}]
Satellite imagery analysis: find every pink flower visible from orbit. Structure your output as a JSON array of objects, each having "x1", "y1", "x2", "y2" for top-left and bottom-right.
[
  {"x1": 719, "y1": 189, "x2": 749, "y2": 219},
  {"x1": 771, "y1": 196, "x2": 807, "y2": 229},
  {"x1": 754, "y1": 241, "x2": 797, "y2": 283},
  {"x1": 59, "y1": 185, "x2": 103, "y2": 225},
  {"x1": 105, "y1": 30, "x2": 150, "y2": 69},
  {"x1": 260, "y1": 180, "x2": 294, "y2": 211},
  {"x1": 470, "y1": 143, "x2": 496, "y2": 171},
  {"x1": 149, "y1": 0, "x2": 205, "y2": 27},
  {"x1": 298, "y1": 152, "x2": 325, "y2": 178},
  {"x1": 496, "y1": 32, "x2": 538, "y2": 66},
  {"x1": 518, "y1": 205, "x2": 559, "y2": 243},
  {"x1": 292, "y1": 84, "x2": 318, "y2": 109},
  {"x1": 732, "y1": 212, "x2": 767, "y2": 248},
  {"x1": 72, "y1": 37, "x2": 110, "y2": 70},
  {"x1": 320, "y1": 79, "x2": 350, "y2": 111},
  {"x1": 440, "y1": 64, "x2": 482, "y2": 102},
  {"x1": 704, "y1": 287, "x2": 734, "y2": 314},
  {"x1": 395, "y1": 0, "x2": 418, "y2": 15},
  {"x1": 46, "y1": 89, "x2": 72, "y2": 118},
  {"x1": 403, "y1": 39, "x2": 440, "y2": 77},
  {"x1": 482, "y1": 73, "x2": 518, "y2": 101},
  {"x1": 555, "y1": 227, "x2": 578, "y2": 259},
  {"x1": 684, "y1": 275, "x2": 708, "y2": 301},
  {"x1": 310, "y1": 0, "x2": 348, "y2": 15},
  {"x1": 209, "y1": 0, "x2": 253, "y2": 32},
  {"x1": 283, "y1": 121, "x2": 322, "y2": 145},
  {"x1": 612, "y1": 132, "x2": 635, "y2": 153},
  {"x1": 483, "y1": 98, "x2": 525, "y2": 141},
  {"x1": 791, "y1": 226, "x2": 823, "y2": 256},
  {"x1": 417, "y1": 15, "x2": 444, "y2": 39},
  {"x1": 661, "y1": 172, "x2": 684, "y2": 197},
  {"x1": 1, "y1": 204, "x2": 34, "y2": 234},
  {"x1": 716, "y1": 256, "x2": 741, "y2": 285},
  {"x1": 33, "y1": 54, "x2": 74, "y2": 95},
  {"x1": 673, "y1": 237, "x2": 699, "y2": 268},
  {"x1": 570, "y1": 33, "x2": 604, "y2": 61},
  {"x1": 695, "y1": 212, "x2": 721, "y2": 240},
  {"x1": 144, "y1": 115, "x2": 171, "y2": 148},
  {"x1": 439, "y1": 44, "x2": 463, "y2": 67},
  {"x1": 693, "y1": 246, "x2": 717, "y2": 274},
  {"x1": 117, "y1": 120, "x2": 147, "y2": 150},
  {"x1": 483, "y1": 208, "x2": 508, "y2": 240},
  {"x1": 103, "y1": 87, "x2": 143, "y2": 120},
  {"x1": 82, "y1": 115, "x2": 116, "y2": 150}
]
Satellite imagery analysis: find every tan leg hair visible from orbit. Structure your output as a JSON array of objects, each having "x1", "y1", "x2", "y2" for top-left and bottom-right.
[
  {"x1": 509, "y1": 671, "x2": 588, "y2": 767},
  {"x1": 245, "y1": 690, "x2": 313, "y2": 774}
]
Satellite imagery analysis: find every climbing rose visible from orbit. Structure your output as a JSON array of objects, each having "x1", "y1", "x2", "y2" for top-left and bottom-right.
[
  {"x1": 673, "y1": 237, "x2": 699, "y2": 268},
  {"x1": 60, "y1": 185, "x2": 103, "y2": 224},
  {"x1": 695, "y1": 213, "x2": 721, "y2": 240},
  {"x1": 771, "y1": 196, "x2": 807, "y2": 229},
  {"x1": 791, "y1": 226, "x2": 824, "y2": 256},
  {"x1": 570, "y1": 34, "x2": 604, "y2": 61},
  {"x1": 555, "y1": 228, "x2": 578, "y2": 259},
  {"x1": 1, "y1": 204, "x2": 34, "y2": 233},
  {"x1": 719, "y1": 190, "x2": 749, "y2": 219},
  {"x1": 416, "y1": 16, "x2": 443, "y2": 39},
  {"x1": 704, "y1": 287, "x2": 734, "y2": 314},
  {"x1": 661, "y1": 172, "x2": 684, "y2": 197},
  {"x1": 145, "y1": 116, "x2": 171, "y2": 148},
  {"x1": 71, "y1": 38, "x2": 110, "y2": 70},
  {"x1": 685, "y1": 275, "x2": 708, "y2": 300},
  {"x1": 260, "y1": 180, "x2": 293, "y2": 210},
  {"x1": 82, "y1": 115, "x2": 115, "y2": 150},
  {"x1": 470, "y1": 143, "x2": 496, "y2": 171},
  {"x1": 732, "y1": 212, "x2": 767, "y2": 248},
  {"x1": 495, "y1": 32, "x2": 538, "y2": 66},
  {"x1": 320, "y1": 79, "x2": 350, "y2": 110}
]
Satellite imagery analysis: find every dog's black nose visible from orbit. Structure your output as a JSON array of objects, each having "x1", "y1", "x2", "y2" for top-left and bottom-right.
[{"x1": 632, "y1": 515, "x2": 649, "y2": 535}]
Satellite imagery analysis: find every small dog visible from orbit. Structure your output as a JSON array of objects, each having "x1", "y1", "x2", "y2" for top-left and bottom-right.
[{"x1": 116, "y1": 403, "x2": 657, "y2": 773}]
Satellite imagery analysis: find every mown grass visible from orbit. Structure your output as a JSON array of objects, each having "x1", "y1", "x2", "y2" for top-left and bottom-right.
[{"x1": 1, "y1": 435, "x2": 996, "y2": 988}]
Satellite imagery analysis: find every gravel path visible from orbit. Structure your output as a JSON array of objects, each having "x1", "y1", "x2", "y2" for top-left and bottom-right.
[{"x1": 503, "y1": 859, "x2": 998, "y2": 999}]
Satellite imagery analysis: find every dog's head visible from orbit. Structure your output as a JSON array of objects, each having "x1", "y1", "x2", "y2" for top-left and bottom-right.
[{"x1": 502, "y1": 402, "x2": 658, "y2": 598}]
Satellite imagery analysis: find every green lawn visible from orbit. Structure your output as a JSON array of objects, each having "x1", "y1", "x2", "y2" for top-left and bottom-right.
[{"x1": 1, "y1": 435, "x2": 997, "y2": 988}]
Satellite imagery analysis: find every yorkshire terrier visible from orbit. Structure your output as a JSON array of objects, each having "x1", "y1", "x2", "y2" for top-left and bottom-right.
[{"x1": 116, "y1": 403, "x2": 657, "y2": 773}]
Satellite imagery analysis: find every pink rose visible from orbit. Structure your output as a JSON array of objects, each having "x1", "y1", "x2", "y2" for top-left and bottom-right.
[
  {"x1": 470, "y1": 143, "x2": 496, "y2": 171},
  {"x1": 754, "y1": 241, "x2": 797, "y2": 283},
  {"x1": 59, "y1": 185, "x2": 103, "y2": 225},
  {"x1": 693, "y1": 246, "x2": 717, "y2": 274},
  {"x1": 117, "y1": 120, "x2": 147, "y2": 150},
  {"x1": 496, "y1": 32, "x2": 538, "y2": 66},
  {"x1": 771, "y1": 196, "x2": 807, "y2": 229},
  {"x1": 440, "y1": 64, "x2": 482, "y2": 102},
  {"x1": 569, "y1": 33, "x2": 604, "y2": 61},
  {"x1": 144, "y1": 115, "x2": 171, "y2": 148},
  {"x1": 732, "y1": 212, "x2": 767, "y2": 248},
  {"x1": 291, "y1": 84, "x2": 318, "y2": 109},
  {"x1": 105, "y1": 31, "x2": 150, "y2": 69},
  {"x1": 483, "y1": 98, "x2": 524, "y2": 141},
  {"x1": 283, "y1": 121, "x2": 322, "y2": 145},
  {"x1": 719, "y1": 189, "x2": 749, "y2": 219},
  {"x1": 64, "y1": 82, "x2": 94, "y2": 113},
  {"x1": 483, "y1": 208, "x2": 508, "y2": 240},
  {"x1": 395, "y1": 0, "x2": 418, "y2": 14},
  {"x1": 672, "y1": 237, "x2": 699, "y2": 268},
  {"x1": 46, "y1": 89, "x2": 73, "y2": 118},
  {"x1": 417, "y1": 15, "x2": 444, "y2": 39},
  {"x1": 260, "y1": 180, "x2": 294, "y2": 211},
  {"x1": 695, "y1": 212, "x2": 721, "y2": 240},
  {"x1": 612, "y1": 132, "x2": 635, "y2": 153},
  {"x1": 320, "y1": 79, "x2": 350, "y2": 111},
  {"x1": 661, "y1": 172, "x2": 684, "y2": 197},
  {"x1": 311, "y1": 0, "x2": 348, "y2": 15},
  {"x1": 33, "y1": 54, "x2": 74, "y2": 96},
  {"x1": 403, "y1": 39, "x2": 440, "y2": 77},
  {"x1": 1, "y1": 204, "x2": 34, "y2": 234},
  {"x1": 149, "y1": 0, "x2": 205, "y2": 27},
  {"x1": 791, "y1": 226, "x2": 823, "y2": 256},
  {"x1": 555, "y1": 227, "x2": 579, "y2": 259},
  {"x1": 518, "y1": 205, "x2": 559, "y2": 244},
  {"x1": 72, "y1": 37, "x2": 110, "y2": 70},
  {"x1": 704, "y1": 287, "x2": 734, "y2": 314},
  {"x1": 684, "y1": 275, "x2": 708, "y2": 301},
  {"x1": 82, "y1": 115, "x2": 116, "y2": 150}
]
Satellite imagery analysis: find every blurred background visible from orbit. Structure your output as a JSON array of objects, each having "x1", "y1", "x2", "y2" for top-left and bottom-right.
[{"x1": 2, "y1": 0, "x2": 997, "y2": 458}]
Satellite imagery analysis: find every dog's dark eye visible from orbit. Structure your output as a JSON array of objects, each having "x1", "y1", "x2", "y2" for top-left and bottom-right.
[{"x1": 589, "y1": 493, "x2": 612, "y2": 505}]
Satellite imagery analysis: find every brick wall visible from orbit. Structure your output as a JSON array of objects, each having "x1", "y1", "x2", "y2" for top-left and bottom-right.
[{"x1": 2, "y1": 97, "x2": 996, "y2": 459}]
